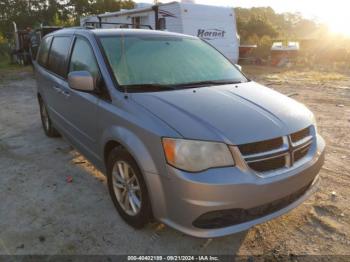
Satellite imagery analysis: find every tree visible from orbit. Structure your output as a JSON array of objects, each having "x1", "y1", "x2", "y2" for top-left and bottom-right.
[
  {"x1": 235, "y1": 7, "x2": 325, "y2": 59},
  {"x1": 91, "y1": 0, "x2": 134, "y2": 14},
  {"x1": 235, "y1": 7, "x2": 321, "y2": 43},
  {"x1": 64, "y1": 0, "x2": 134, "y2": 24},
  {"x1": 236, "y1": 7, "x2": 278, "y2": 43},
  {"x1": 0, "y1": 0, "x2": 135, "y2": 35},
  {"x1": 245, "y1": 15, "x2": 278, "y2": 38}
]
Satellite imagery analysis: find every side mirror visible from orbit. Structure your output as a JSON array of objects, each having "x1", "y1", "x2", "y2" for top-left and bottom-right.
[
  {"x1": 68, "y1": 71, "x2": 95, "y2": 92},
  {"x1": 235, "y1": 64, "x2": 242, "y2": 71}
]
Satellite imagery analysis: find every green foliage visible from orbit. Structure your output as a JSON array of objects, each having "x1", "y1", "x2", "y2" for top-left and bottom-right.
[
  {"x1": 236, "y1": 7, "x2": 320, "y2": 44},
  {"x1": 236, "y1": 7, "x2": 350, "y2": 63},
  {"x1": 0, "y1": 0, "x2": 135, "y2": 69},
  {"x1": 238, "y1": 14, "x2": 277, "y2": 40},
  {"x1": 0, "y1": 0, "x2": 135, "y2": 34},
  {"x1": 235, "y1": 7, "x2": 322, "y2": 59},
  {"x1": 68, "y1": 0, "x2": 134, "y2": 24},
  {"x1": 91, "y1": 0, "x2": 134, "y2": 14},
  {"x1": 0, "y1": 35, "x2": 9, "y2": 63}
]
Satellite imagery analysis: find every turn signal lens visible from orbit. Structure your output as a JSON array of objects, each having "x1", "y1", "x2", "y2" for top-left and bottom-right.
[{"x1": 163, "y1": 138, "x2": 176, "y2": 164}]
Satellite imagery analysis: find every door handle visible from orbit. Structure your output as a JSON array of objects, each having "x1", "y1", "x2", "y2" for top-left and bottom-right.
[
  {"x1": 52, "y1": 86, "x2": 70, "y2": 97},
  {"x1": 52, "y1": 85, "x2": 61, "y2": 93},
  {"x1": 62, "y1": 90, "x2": 70, "y2": 97}
]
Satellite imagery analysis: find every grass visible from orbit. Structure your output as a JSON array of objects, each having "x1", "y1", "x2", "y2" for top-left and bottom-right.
[
  {"x1": 0, "y1": 56, "x2": 23, "y2": 70},
  {"x1": 0, "y1": 56, "x2": 32, "y2": 83}
]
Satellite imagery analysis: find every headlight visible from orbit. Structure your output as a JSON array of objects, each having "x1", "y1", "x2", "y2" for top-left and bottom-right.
[{"x1": 162, "y1": 138, "x2": 234, "y2": 172}]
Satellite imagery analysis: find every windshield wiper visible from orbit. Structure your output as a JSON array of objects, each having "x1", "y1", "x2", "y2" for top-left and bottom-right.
[
  {"x1": 120, "y1": 84, "x2": 179, "y2": 92},
  {"x1": 174, "y1": 80, "x2": 244, "y2": 88},
  {"x1": 120, "y1": 80, "x2": 244, "y2": 92}
]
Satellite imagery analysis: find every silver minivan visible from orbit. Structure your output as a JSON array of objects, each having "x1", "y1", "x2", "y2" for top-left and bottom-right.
[{"x1": 34, "y1": 28, "x2": 325, "y2": 238}]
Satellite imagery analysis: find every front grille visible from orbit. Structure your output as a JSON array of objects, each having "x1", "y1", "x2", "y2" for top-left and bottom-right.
[
  {"x1": 238, "y1": 137, "x2": 283, "y2": 155},
  {"x1": 248, "y1": 156, "x2": 286, "y2": 172},
  {"x1": 238, "y1": 126, "x2": 313, "y2": 174},
  {"x1": 291, "y1": 127, "x2": 310, "y2": 143},
  {"x1": 193, "y1": 181, "x2": 312, "y2": 229},
  {"x1": 294, "y1": 145, "x2": 311, "y2": 162}
]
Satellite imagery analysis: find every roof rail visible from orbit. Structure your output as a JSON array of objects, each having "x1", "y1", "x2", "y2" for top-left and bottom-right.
[
  {"x1": 83, "y1": 21, "x2": 153, "y2": 30},
  {"x1": 65, "y1": 26, "x2": 94, "y2": 30}
]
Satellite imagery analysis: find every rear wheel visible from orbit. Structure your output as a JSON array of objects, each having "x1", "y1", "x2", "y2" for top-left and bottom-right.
[
  {"x1": 107, "y1": 147, "x2": 152, "y2": 228},
  {"x1": 39, "y1": 98, "x2": 60, "y2": 137}
]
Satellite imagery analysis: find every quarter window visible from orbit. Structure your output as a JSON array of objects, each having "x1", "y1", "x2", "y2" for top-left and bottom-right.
[
  {"x1": 37, "y1": 36, "x2": 52, "y2": 67},
  {"x1": 69, "y1": 38, "x2": 99, "y2": 79},
  {"x1": 47, "y1": 36, "x2": 72, "y2": 77}
]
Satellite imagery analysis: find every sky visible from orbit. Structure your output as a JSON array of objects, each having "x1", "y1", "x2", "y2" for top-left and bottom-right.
[{"x1": 135, "y1": 0, "x2": 350, "y2": 35}]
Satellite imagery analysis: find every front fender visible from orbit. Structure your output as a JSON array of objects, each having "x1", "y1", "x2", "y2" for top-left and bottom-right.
[
  {"x1": 100, "y1": 126, "x2": 171, "y2": 219},
  {"x1": 100, "y1": 126, "x2": 160, "y2": 174}
]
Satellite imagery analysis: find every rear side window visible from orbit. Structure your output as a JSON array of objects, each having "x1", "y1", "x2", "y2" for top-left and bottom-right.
[
  {"x1": 47, "y1": 36, "x2": 72, "y2": 77},
  {"x1": 69, "y1": 38, "x2": 99, "y2": 78},
  {"x1": 37, "y1": 36, "x2": 52, "y2": 67}
]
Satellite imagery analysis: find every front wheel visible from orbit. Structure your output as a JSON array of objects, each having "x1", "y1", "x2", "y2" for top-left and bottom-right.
[
  {"x1": 39, "y1": 98, "x2": 60, "y2": 137},
  {"x1": 107, "y1": 147, "x2": 152, "y2": 228}
]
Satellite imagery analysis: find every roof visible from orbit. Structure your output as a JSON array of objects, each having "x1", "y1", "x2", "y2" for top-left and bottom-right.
[
  {"x1": 91, "y1": 28, "x2": 196, "y2": 38},
  {"x1": 45, "y1": 28, "x2": 197, "y2": 39}
]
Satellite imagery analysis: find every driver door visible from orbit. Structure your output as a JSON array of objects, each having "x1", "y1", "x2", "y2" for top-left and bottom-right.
[{"x1": 59, "y1": 36, "x2": 102, "y2": 163}]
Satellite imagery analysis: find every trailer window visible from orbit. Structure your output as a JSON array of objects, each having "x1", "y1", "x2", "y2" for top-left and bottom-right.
[
  {"x1": 158, "y1": 18, "x2": 166, "y2": 30},
  {"x1": 99, "y1": 35, "x2": 247, "y2": 89},
  {"x1": 37, "y1": 36, "x2": 52, "y2": 67},
  {"x1": 47, "y1": 36, "x2": 72, "y2": 78},
  {"x1": 132, "y1": 17, "x2": 141, "y2": 29}
]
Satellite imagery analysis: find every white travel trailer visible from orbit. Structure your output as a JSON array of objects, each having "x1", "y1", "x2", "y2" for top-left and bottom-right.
[{"x1": 80, "y1": 1, "x2": 240, "y2": 63}]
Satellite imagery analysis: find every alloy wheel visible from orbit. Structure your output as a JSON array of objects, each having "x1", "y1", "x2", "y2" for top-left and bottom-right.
[{"x1": 112, "y1": 160, "x2": 142, "y2": 216}]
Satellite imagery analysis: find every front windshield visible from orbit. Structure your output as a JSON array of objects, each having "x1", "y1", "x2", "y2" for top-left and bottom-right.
[{"x1": 99, "y1": 34, "x2": 247, "y2": 89}]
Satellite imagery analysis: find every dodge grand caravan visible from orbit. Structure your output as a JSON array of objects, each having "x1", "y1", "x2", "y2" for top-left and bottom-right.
[{"x1": 34, "y1": 28, "x2": 325, "y2": 238}]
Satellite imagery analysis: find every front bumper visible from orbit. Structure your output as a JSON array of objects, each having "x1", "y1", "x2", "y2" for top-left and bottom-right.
[{"x1": 148, "y1": 135, "x2": 325, "y2": 238}]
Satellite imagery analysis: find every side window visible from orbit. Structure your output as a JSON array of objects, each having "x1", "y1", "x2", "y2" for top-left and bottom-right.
[
  {"x1": 37, "y1": 36, "x2": 52, "y2": 67},
  {"x1": 69, "y1": 38, "x2": 99, "y2": 79},
  {"x1": 47, "y1": 36, "x2": 72, "y2": 77}
]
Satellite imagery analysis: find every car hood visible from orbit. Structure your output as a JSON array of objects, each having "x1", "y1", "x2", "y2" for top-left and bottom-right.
[{"x1": 131, "y1": 81, "x2": 314, "y2": 145}]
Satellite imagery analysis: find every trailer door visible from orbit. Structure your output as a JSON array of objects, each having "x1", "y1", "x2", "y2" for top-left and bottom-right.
[{"x1": 180, "y1": 4, "x2": 239, "y2": 63}]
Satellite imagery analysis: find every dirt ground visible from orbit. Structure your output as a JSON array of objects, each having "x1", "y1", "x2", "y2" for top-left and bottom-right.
[{"x1": 0, "y1": 65, "x2": 349, "y2": 257}]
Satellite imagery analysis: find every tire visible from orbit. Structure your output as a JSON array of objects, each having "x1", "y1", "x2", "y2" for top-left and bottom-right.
[
  {"x1": 107, "y1": 147, "x2": 152, "y2": 228},
  {"x1": 38, "y1": 98, "x2": 60, "y2": 137}
]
